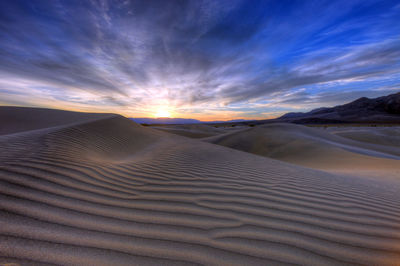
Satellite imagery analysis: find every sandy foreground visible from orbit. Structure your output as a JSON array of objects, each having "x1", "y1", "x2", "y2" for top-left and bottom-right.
[{"x1": 1, "y1": 107, "x2": 400, "y2": 265}]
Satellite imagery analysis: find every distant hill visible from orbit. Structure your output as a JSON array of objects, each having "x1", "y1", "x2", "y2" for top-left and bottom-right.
[
  {"x1": 131, "y1": 118, "x2": 201, "y2": 124},
  {"x1": 132, "y1": 92, "x2": 400, "y2": 125},
  {"x1": 278, "y1": 92, "x2": 400, "y2": 124},
  {"x1": 131, "y1": 117, "x2": 249, "y2": 125},
  {"x1": 206, "y1": 119, "x2": 249, "y2": 124}
]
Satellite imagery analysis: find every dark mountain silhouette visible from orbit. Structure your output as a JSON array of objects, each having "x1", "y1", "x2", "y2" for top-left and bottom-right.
[
  {"x1": 278, "y1": 92, "x2": 400, "y2": 124},
  {"x1": 131, "y1": 92, "x2": 400, "y2": 126}
]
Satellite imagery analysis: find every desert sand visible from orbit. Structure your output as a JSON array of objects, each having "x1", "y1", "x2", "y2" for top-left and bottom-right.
[
  {"x1": 327, "y1": 126, "x2": 400, "y2": 149},
  {"x1": 206, "y1": 123, "x2": 400, "y2": 179},
  {"x1": 1, "y1": 107, "x2": 400, "y2": 265},
  {"x1": 151, "y1": 124, "x2": 242, "y2": 139}
]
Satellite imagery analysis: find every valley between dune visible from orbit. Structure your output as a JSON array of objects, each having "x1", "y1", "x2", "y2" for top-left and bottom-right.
[{"x1": 1, "y1": 107, "x2": 400, "y2": 265}]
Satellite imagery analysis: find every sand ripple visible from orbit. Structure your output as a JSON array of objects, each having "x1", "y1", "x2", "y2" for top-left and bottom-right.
[{"x1": 1, "y1": 113, "x2": 400, "y2": 265}]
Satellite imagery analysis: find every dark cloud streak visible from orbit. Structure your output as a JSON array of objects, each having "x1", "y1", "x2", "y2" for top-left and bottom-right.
[{"x1": 0, "y1": 0, "x2": 399, "y2": 116}]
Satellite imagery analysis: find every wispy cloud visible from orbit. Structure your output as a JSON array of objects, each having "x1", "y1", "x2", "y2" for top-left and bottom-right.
[{"x1": 0, "y1": 0, "x2": 399, "y2": 119}]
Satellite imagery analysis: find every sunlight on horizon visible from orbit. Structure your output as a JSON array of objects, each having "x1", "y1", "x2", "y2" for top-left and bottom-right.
[
  {"x1": 0, "y1": 0, "x2": 398, "y2": 121},
  {"x1": 154, "y1": 107, "x2": 172, "y2": 118}
]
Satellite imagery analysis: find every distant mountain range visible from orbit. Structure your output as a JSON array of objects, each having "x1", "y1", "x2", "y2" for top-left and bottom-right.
[
  {"x1": 132, "y1": 92, "x2": 400, "y2": 125},
  {"x1": 130, "y1": 117, "x2": 249, "y2": 125},
  {"x1": 277, "y1": 92, "x2": 400, "y2": 124}
]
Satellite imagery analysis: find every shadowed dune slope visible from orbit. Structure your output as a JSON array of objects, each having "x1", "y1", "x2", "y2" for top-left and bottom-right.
[
  {"x1": 1, "y1": 111, "x2": 400, "y2": 265},
  {"x1": 205, "y1": 123, "x2": 400, "y2": 177},
  {"x1": 0, "y1": 106, "x2": 116, "y2": 136},
  {"x1": 0, "y1": 117, "x2": 166, "y2": 164}
]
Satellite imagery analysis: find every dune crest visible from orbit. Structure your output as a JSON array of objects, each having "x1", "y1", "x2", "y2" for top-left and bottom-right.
[
  {"x1": 205, "y1": 123, "x2": 400, "y2": 178},
  {"x1": 1, "y1": 107, "x2": 400, "y2": 265}
]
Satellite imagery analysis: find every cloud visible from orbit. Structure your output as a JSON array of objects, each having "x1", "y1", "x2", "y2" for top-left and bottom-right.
[{"x1": 0, "y1": 0, "x2": 399, "y2": 119}]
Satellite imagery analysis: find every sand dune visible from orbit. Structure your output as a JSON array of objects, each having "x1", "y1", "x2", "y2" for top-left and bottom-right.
[
  {"x1": 205, "y1": 123, "x2": 400, "y2": 178},
  {"x1": 151, "y1": 124, "x2": 234, "y2": 138},
  {"x1": 328, "y1": 126, "x2": 400, "y2": 148},
  {"x1": 0, "y1": 106, "x2": 116, "y2": 136},
  {"x1": 1, "y1": 107, "x2": 400, "y2": 265}
]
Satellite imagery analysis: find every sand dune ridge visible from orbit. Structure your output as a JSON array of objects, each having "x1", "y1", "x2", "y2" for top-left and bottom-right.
[{"x1": 1, "y1": 107, "x2": 400, "y2": 265}]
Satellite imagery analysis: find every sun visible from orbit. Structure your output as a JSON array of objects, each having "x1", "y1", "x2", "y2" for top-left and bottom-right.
[{"x1": 155, "y1": 108, "x2": 171, "y2": 118}]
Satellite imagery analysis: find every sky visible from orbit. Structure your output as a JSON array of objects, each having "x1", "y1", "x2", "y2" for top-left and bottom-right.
[{"x1": 0, "y1": 0, "x2": 399, "y2": 120}]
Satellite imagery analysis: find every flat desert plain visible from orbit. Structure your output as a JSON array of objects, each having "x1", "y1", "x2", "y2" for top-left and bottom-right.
[{"x1": 1, "y1": 107, "x2": 400, "y2": 265}]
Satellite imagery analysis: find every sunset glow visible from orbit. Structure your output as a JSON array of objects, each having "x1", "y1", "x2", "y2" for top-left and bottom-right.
[
  {"x1": 0, "y1": 1, "x2": 399, "y2": 120},
  {"x1": 154, "y1": 108, "x2": 171, "y2": 118}
]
